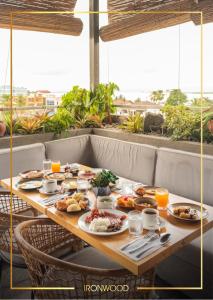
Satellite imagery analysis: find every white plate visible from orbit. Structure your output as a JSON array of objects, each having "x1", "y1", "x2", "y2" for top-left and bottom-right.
[
  {"x1": 17, "y1": 180, "x2": 42, "y2": 190},
  {"x1": 78, "y1": 209, "x2": 128, "y2": 236},
  {"x1": 19, "y1": 170, "x2": 44, "y2": 180},
  {"x1": 168, "y1": 202, "x2": 208, "y2": 222},
  {"x1": 38, "y1": 186, "x2": 61, "y2": 195}
]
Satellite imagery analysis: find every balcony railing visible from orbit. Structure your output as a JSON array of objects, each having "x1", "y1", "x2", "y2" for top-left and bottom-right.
[{"x1": 0, "y1": 103, "x2": 162, "y2": 112}]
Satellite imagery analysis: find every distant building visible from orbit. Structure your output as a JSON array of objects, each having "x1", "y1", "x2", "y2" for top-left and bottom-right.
[
  {"x1": 25, "y1": 91, "x2": 61, "y2": 111},
  {"x1": 0, "y1": 85, "x2": 28, "y2": 96},
  {"x1": 26, "y1": 92, "x2": 45, "y2": 107},
  {"x1": 113, "y1": 98, "x2": 161, "y2": 115},
  {"x1": 113, "y1": 98, "x2": 134, "y2": 115},
  {"x1": 44, "y1": 93, "x2": 60, "y2": 106}
]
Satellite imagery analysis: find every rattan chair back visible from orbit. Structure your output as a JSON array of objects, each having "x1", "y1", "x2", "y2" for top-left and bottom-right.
[
  {"x1": 0, "y1": 191, "x2": 38, "y2": 255},
  {"x1": 15, "y1": 218, "x2": 154, "y2": 299}
]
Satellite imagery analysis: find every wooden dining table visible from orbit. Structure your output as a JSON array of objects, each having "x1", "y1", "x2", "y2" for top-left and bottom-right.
[{"x1": 1, "y1": 168, "x2": 213, "y2": 277}]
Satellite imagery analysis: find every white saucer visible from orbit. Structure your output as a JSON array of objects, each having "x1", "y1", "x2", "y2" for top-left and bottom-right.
[
  {"x1": 39, "y1": 186, "x2": 60, "y2": 195},
  {"x1": 143, "y1": 217, "x2": 166, "y2": 230}
]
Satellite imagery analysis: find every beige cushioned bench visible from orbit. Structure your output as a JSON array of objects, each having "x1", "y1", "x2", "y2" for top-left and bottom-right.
[
  {"x1": 154, "y1": 147, "x2": 213, "y2": 297},
  {"x1": 0, "y1": 143, "x2": 45, "y2": 180}
]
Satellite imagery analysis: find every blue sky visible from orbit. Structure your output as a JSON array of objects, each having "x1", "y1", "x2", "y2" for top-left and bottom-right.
[{"x1": 0, "y1": 0, "x2": 212, "y2": 99}]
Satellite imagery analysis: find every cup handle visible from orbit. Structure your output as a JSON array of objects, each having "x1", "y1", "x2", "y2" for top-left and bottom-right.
[
  {"x1": 156, "y1": 216, "x2": 161, "y2": 234},
  {"x1": 157, "y1": 216, "x2": 161, "y2": 225}
]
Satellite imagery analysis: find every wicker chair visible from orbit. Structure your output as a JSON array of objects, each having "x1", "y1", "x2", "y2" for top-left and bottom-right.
[
  {"x1": 15, "y1": 219, "x2": 155, "y2": 299},
  {"x1": 0, "y1": 191, "x2": 40, "y2": 267}
]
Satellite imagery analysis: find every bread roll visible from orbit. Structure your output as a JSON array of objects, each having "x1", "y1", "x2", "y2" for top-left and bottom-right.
[{"x1": 67, "y1": 203, "x2": 81, "y2": 212}]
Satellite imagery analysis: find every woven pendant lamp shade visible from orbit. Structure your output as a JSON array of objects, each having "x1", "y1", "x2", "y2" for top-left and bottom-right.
[
  {"x1": 0, "y1": 0, "x2": 83, "y2": 36},
  {"x1": 100, "y1": 0, "x2": 213, "y2": 42},
  {"x1": 191, "y1": 0, "x2": 213, "y2": 25}
]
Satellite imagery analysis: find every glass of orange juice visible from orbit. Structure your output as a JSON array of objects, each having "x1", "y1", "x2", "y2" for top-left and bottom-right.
[
  {"x1": 155, "y1": 188, "x2": 169, "y2": 210},
  {"x1": 51, "y1": 161, "x2": 61, "y2": 173}
]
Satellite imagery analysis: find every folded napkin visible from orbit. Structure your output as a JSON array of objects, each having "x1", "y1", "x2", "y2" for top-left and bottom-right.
[
  {"x1": 39, "y1": 193, "x2": 68, "y2": 205},
  {"x1": 120, "y1": 238, "x2": 162, "y2": 261}
]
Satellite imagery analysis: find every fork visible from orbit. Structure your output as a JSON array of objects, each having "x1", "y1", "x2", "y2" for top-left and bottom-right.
[
  {"x1": 128, "y1": 234, "x2": 159, "y2": 254},
  {"x1": 120, "y1": 231, "x2": 155, "y2": 251}
]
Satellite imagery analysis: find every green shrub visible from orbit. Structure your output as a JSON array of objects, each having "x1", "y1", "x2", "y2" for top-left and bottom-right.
[
  {"x1": 18, "y1": 117, "x2": 44, "y2": 134},
  {"x1": 76, "y1": 114, "x2": 103, "y2": 128},
  {"x1": 166, "y1": 89, "x2": 187, "y2": 106},
  {"x1": 202, "y1": 112, "x2": 213, "y2": 143},
  {"x1": 120, "y1": 113, "x2": 143, "y2": 133},
  {"x1": 61, "y1": 86, "x2": 91, "y2": 119},
  {"x1": 91, "y1": 82, "x2": 119, "y2": 123},
  {"x1": 44, "y1": 108, "x2": 74, "y2": 135},
  {"x1": 17, "y1": 110, "x2": 51, "y2": 135},
  {"x1": 3, "y1": 112, "x2": 20, "y2": 134},
  {"x1": 162, "y1": 105, "x2": 201, "y2": 141}
]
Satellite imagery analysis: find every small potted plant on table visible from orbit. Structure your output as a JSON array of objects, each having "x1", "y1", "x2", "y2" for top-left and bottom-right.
[{"x1": 91, "y1": 170, "x2": 118, "y2": 196}]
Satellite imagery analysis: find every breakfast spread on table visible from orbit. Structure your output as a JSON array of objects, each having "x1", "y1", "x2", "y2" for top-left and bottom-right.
[
  {"x1": 16, "y1": 165, "x2": 208, "y2": 231},
  {"x1": 5, "y1": 161, "x2": 211, "y2": 267}
]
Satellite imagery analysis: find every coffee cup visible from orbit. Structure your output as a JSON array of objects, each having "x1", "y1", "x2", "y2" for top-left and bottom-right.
[
  {"x1": 142, "y1": 208, "x2": 159, "y2": 230},
  {"x1": 43, "y1": 179, "x2": 57, "y2": 193}
]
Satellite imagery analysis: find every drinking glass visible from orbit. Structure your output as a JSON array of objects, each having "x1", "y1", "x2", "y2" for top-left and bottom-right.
[
  {"x1": 128, "y1": 210, "x2": 143, "y2": 236},
  {"x1": 51, "y1": 161, "x2": 61, "y2": 173},
  {"x1": 155, "y1": 188, "x2": 169, "y2": 210},
  {"x1": 43, "y1": 160, "x2": 52, "y2": 173},
  {"x1": 77, "y1": 179, "x2": 90, "y2": 194}
]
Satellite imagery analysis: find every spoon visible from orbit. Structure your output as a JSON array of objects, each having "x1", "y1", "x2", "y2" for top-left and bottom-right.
[{"x1": 136, "y1": 233, "x2": 171, "y2": 259}]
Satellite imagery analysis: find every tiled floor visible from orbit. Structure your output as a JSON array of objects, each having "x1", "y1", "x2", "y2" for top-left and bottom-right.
[{"x1": 0, "y1": 260, "x2": 191, "y2": 300}]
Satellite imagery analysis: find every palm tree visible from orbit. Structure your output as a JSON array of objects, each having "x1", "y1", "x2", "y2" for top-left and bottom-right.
[{"x1": 150, "y1": 90, "x2": 164, "y2": 102}]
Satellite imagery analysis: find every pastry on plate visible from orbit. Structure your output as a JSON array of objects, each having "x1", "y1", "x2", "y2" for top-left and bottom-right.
[
  {"x1": 134, "y1": 187, "x2": 146, "y2": 196},
  {"x1": 66, "y1": 198, "x2": 78, "y2": 206},
  {"x1": 67, "y1": 203, "x2": 81, "y2": 212},
  {"x1": 173, "y1": 206, "x2": 190, "y2": 215},
  {"x1": 179, "y1": 210, "x2": 198, "y2": 220},
  {"x1": 55, "y1": 199, "x2": 68, "y2": 211},
  {"x1": 55, "y1": 192, "x2": 88, "y2": 212}
]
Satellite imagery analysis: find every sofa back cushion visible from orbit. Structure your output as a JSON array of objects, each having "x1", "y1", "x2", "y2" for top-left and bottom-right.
[
  {"x1": 45, "y1": 135, "x2": 92, "y2": 166},
  {"x1": 0, "y1": 143, "x2": 45, "y2": 180},
  {"x1": 155, "y1": 148, "x2": 213, "y2": 205},
  {"x1": 90, "y1": 135, "x2": 157, "y2": 185}
]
